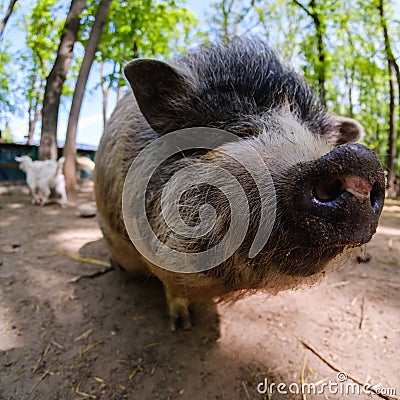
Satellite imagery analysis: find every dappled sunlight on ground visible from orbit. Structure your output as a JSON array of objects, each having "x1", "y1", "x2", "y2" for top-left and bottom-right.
[
  {"x1": 377, "y1": 225, "x2": 400, "y2": 237},
  {"x1": 50, "y1": 227, "x2": 103, "y2": 245},
  {"x1": 0, "y1": 217, "x2": 18, "y2": 228},
  {"x1": 5, "y1": 202, "x2": 25, "y2": 209},
  {"x1": 0, "y1": 304, "x2": 25, "y2": 351}
]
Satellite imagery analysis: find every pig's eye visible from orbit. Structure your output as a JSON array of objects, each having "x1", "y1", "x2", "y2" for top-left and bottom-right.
[{"x1": 313, "y1": 177, "x2": 344, "y2": 202}]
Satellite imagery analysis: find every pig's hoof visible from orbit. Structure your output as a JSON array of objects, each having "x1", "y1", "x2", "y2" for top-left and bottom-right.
[{"x1": 167, "y1": 296, "x2": 191, "y2": 331}]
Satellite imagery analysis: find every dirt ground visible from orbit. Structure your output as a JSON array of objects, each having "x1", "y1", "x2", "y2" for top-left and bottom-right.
[{"x1": 0, "y1": 181, "x2": 399, "y2": 400}]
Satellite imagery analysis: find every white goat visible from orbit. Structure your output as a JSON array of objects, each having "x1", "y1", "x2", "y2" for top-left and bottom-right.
[{"x1": 15, "y1": 155, "x2": 67, "y2": 208}]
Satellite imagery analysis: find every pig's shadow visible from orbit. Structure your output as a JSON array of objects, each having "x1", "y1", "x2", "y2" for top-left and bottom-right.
[{"x1": 78, "y1": 238, "x2": 221, "y2": 342}]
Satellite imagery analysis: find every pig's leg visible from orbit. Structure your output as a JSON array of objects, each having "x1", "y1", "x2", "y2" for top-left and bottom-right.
[
  {"x1": 143, "y1": 260, "x2": 192, "y2": 330},
  {"x1": 164, "y1": 285, "x2": 191, "y2": 331}
]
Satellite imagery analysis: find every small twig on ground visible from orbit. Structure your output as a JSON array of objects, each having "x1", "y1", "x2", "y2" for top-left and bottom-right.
[
  {"x1": 144, "y1": 341, "x2": 162, "y2": 349},
  {"x1": 79, "y1": 341, "x2": 104, "y2": 359},
  {"x1": 300, "y1": 340, "x2": 400, "y2": 400},
  {"x1": 75, "y1": 388, "x2": 97, "y2": 399},
  {"x1": 267, "y1": 384, "x2": 273, "y2": 400},
  {"x1": 39, "y1": 251, "x2": 111, "y2": 267},
  {"x1": 351, "y1": 291, "x2": 363, "y2": 306},
  {"x1": 29, "y1": 370, "x2": 51, "y2": 394},
  {"x1": 128, "y1": 365, "x2": 142, "y2": 380},
  {"x1": 32, "y1": 343, "x2": 51, "y2": 374},
  {"x1": 40, "y1": 251, "x2": 115, "y2": 281},
  {"x1": 300, "y1": 354, "x2": 308, "y2": 400},
  {"x1": 327, "y1": 281, "x2": 350, "y2": 288},
  {"x1": 74, "y1": 328, "x2": 94, "y2": 342},
  {"x1": 359, "y1": 296, "x2": 366, "y2": 330},
  {"x1": 51, "y1": 340, "x2": 64, "y2": 349},
  {"x1": 68, "y1": 267, "x2": 114, "y2": 283},
  {"x1": 241, "y1": 381, "x2": 251, "y2": 400}
]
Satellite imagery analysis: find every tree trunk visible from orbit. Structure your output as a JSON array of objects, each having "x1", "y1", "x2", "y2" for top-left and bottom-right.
[
  {"x1": 116, "y1": 65, "x2": 123, "y2": 103},
  {"x1": 100, "y1": 62, "x2": 108, "y2": 129},
  {"x1": 28, "y1": 108, "x2": 41, "y2": 145},
  {"x1": 102, "y1": 84, "x2": 108, "y2": 127},
  {"x1": 117, "y1": 85, "x2": 123, "y2": 103},
  {"x1": 310, "y1": 0, "x2": 326, "y2": 105},
  {"x1": 28, "y1": 109, "x2": 41, "y2": 145},
  {"x1": 386, "y1": 64, "x2": 397, "y2": 196},
  {"x1": 100, "y1": 61, "x2": 118, "y2": 129},
  {"x1": 378, "y1": 0, "x2": 399, "y2": 197},
  {"x1": 221, "y1": 0, "x2": 231, "y2": 41},
  {"x1": 63, "y1": 0, "x2": 112, "y2": 201},
  {"x1": 0, "y1": 0, "x2": 17, "y2": 38},
  {"x1": 38, "y1": 0, "x2": 87, "y2": 160},
  {"x1": 345, "y1": 30, "x2": 355, "y2": 118},
  {"x1": 27, "y1": 75, "x2": 36, "y2": 144},
  {"x1": 292, "y1": 0, "x2": 326, "y2": 105},
  {"x1": 27, "y1": 78, "x2": 43, "y2": 145}
]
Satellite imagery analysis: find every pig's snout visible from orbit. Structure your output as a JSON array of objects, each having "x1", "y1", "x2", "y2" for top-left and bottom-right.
[
  {"x1": 313, "y1": 174, "x2": 381, "y2": 214},
  {"x1": 285, "y1": 143, "x2": 385, "y2": 248}
]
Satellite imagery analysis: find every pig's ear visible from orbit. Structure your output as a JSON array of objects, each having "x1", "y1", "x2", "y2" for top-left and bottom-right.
[
  {"x1": 124, "y1": 59, "x2": 195, "y2": 134},
  {"x1": 327, "y1": 116, "x2": 365, "y2": 145}
]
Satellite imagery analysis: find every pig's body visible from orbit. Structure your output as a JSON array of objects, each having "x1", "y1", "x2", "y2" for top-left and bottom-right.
[{"x1": 94, "y1": 40, "x2": 385, "y2": 330}]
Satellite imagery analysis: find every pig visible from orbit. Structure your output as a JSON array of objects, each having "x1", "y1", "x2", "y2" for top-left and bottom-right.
[{"x1": 94, "y1": 39, "x2": 385, "y2": 330}]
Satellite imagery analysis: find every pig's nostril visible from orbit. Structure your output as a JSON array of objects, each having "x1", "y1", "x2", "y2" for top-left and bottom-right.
[
  {"x1": 313, "y1": 174, "x2": 374, "y2": 204},
  {"x1": 370, "y1": 183, "x2": 385, "y2": 214},
  {"x1": 313, "y1": 177, "x2": 344, "y2": 202}
]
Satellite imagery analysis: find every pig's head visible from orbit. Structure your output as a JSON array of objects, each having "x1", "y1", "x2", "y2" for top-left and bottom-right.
[{"x1": 122, "y1": 40, "x2": 385, "y2": 289}]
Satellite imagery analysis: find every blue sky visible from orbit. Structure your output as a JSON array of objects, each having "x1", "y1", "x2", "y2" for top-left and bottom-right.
[{"x1": 4, "y1": 0, "x2": 211, "y2": 148}]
